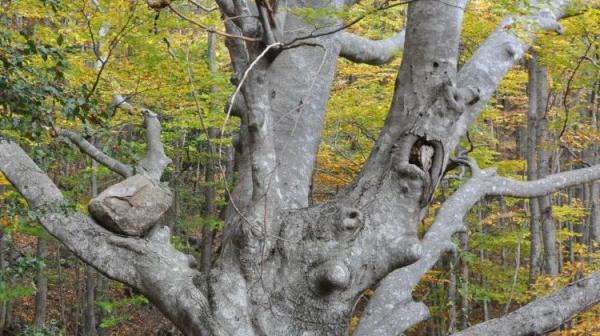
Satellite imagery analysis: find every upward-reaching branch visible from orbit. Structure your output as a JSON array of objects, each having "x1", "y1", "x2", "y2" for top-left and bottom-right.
[
  {"x1": 450, "y1": 0, "x2": 580, "y2": 149},
  {"x1": 137, "y1": 109, "x2": 172, "y2": 180},
  {"x1": 59, "y1": 108, "x2": 170, "y2": 181}
]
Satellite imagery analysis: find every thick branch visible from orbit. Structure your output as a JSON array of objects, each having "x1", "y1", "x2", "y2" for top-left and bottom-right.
[
  {"x1": 451, "y1": 0, "x2": 581, "y2": 148},
  {"x1": 338, "y1": 30, "x2": 405, "y2": 65},
  {"x1": 58, "y1": 130, "x2": 133, "y2": 178},
  {"x1": 137, "y1": 109, "x2": 172, "y2": 180},
  {"x1": 452, "y1": 271, "x2": 600, "y2": 336},
  {"x1": 357, "y1": 162, "x2": 600, "y2": 335},
  {"x1": 0, "y1": 138, "x2": 224, "y2": 336}
]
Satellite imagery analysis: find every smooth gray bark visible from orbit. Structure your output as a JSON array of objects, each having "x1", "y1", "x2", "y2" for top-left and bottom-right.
[
  {"x1": 338, "y1": 30, "x2": 405, "y2": 65},
  {"x1": 533, "y1": 60, "x2": 559, "y2": 276},
  {"x1": 527, "y1": 57, "x2": 543, "y2": 282},
  {"x1": 1, "y1": 0, "x2": 597, "y2": 335},
  {"x1": 356, "y1": 1, "x2": 580, "y2": 334},
  {"x1": 452, "y1": 270, "x2": 600, "y2": 336}
]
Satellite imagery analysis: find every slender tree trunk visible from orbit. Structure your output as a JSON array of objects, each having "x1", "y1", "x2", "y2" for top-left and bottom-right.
[
  {"x1": 202, "y1": 127, "x2": 219, "y2": 274},
  {"x1": 447, "y1": 253, "x2": 458, "y2": 334},
  {"x1": 535, "y1": 60, "x2": 559, "y2": 276},
  {"x1": 568, "y1": 221, "x2": 575, "y2": 264},
  {"x1": 83, "y1": 266, "x2": 97, "y2": 336},
  {"x1": 0, "y1": 228, "x2": 6, "y2": 335},
  {"x1": 581, "y1": 183, "x2": 591, "y2": 249},
  {"x1": 460, "y1": 232, "x2": 469, "y2": 330},
  {"x1": 33, "y1": 238, "x2": 48, "y2": 329},
  {"x1": 56, "y1": 247, "x2": 67, "y2": 333},
  {"x1": 201, "y1": 33, "x2": 219, "y2": 275},
  {"x1": 527, "y1": 57, "x2": 543, "y2": 282},
  {"x1": 588, "y1": 84, "x2": 600, "y2": 245},
  {"x1": 504, "y1": 224, "x2": 522, "y2": 314},
  {"x1": 590, "y1": 183, "x2": 600, "y2": 245},
  {"x1": 539, "y1": 197, "x2": 559, "y2": 276},
  {"x1": 83, "y1": 146, "x2": 99, "y2": 336}
]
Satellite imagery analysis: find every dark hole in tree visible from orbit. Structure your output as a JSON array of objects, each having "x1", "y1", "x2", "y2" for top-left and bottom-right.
[
  {"x1": 348, "y1": 211, "x2": 359, "y2": 219},
  {"x1": 409, "y1": 138, "x2": 436, "y2": 174},
  {"x1": 315, "y1": 277, "x2": 337, "y2": 296},
  {"x1": 433, "y1": 62, "x2": 439, "y2": 68}
]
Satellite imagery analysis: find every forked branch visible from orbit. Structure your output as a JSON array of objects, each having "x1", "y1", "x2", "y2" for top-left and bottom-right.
[
  {"x1": 60, "y1": 107, "x2": 171, "y2": 181},
  {"x1": 356, "y1": 160, "x2": 600, "y2": 335}
]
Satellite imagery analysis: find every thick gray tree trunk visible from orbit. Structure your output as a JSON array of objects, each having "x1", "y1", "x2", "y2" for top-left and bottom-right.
[{"x1": 1, "y1": 1, "x2": 598, "y2": 336}]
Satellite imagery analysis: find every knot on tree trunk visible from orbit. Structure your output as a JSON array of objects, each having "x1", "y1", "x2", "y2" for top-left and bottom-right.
[
  {"x1": 88, "y1": 174, "x2": 173, "y2": 236},
  {"x1": 310, "y1": 260, "x2": 351, "y2": 295},
  {"x1": 443, "y1": 83, "x2": 480, "y2": 113}
]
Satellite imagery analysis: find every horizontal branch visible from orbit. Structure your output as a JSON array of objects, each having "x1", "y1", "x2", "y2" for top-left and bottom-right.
[
  {"x1": 338, "y1": 30, "x2": 405, "y2": 65},
  {"x1": 58, "y1": 130, "x2": 133, "y2": 178},
  {"x1": 356, "y1": 161, "x2": 600, "y2": 335},
  {"x1": 0, "y1": 138, "x2": 224, "y2": 336},
  {"x1": 452, "y1": 271, "x2": 600, "y2": 336}
]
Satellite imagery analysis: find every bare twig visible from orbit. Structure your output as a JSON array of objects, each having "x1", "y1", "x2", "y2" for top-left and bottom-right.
[
  {"x1": 58, "y1": 130, "x2": 133, "y2": 178},
  {"x1": 168, "y1": 4, "x2": 260, "y2": 41},
  {"x1": 83, "y1": 6, "x2": 140, "y2": 102},
  {"x1": 558, "y1": 41, "x2": 594, "y2": 140}
]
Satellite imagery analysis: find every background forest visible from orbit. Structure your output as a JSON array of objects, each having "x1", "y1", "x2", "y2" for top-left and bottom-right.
[{"x1": 0, "y1": 0, "x2": 599, "y2": 335}]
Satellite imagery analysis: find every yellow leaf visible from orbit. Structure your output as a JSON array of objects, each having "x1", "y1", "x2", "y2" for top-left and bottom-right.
[{"x1": 0, "y1": 172, "x2": 10, "y2": 186}]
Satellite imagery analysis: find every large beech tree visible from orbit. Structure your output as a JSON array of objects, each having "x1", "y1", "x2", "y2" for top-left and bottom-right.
[{"x1": 1, "y1": 0, "x2": 600, "y2": 335}]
